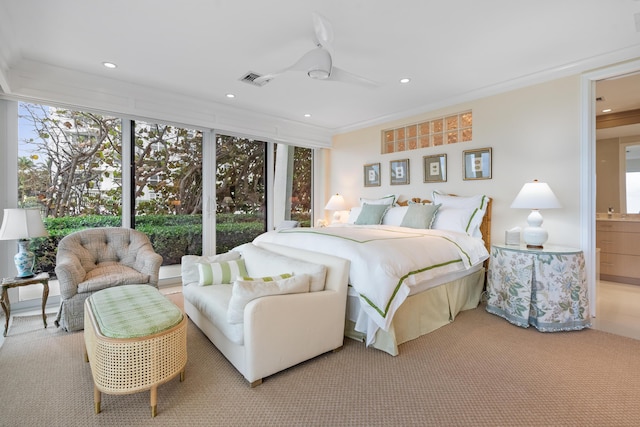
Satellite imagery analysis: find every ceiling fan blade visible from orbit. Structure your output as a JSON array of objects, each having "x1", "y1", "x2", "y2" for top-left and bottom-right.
[
  {"x1": 312, "y1": 12, "x2": 334, "y2": 49},
  {"x1": 329, "y1": 66, "x2": 380, "y2": 88},
  {"x1": 255, "y1": 48, "x2": 332, "y2": 84},
  {"x1": 254, "y1": 70, "x2": 285, "y2": 84}
]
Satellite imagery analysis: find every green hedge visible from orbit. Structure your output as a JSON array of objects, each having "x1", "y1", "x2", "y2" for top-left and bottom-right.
[{"x1": 29, "y1": 214, "x2": 268, "y2": 277}]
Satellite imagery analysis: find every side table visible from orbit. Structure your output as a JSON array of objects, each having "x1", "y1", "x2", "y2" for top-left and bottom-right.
[
  {"x1": 486, "y1": 244, "x2": 591, "y2": 331},
  {"x1": 1, "y1": 272, "x2": 50, "y2": 337}
]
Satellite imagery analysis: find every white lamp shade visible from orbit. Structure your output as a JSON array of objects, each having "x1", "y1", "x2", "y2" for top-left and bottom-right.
[
  {"x1": 510, "y1": 180, "x2": 560, "y2": 248},
  {"x1": 510, "y1": 180, "x2": 561, "y2": 209},
  {"x1": 0, "y1": 208, "x2": 49, "y2": 240},
  {"x1": 324, "y1": 194, "x2": 348, "y2": 211}
]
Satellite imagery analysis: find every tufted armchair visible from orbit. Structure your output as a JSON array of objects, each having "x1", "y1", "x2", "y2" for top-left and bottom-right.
[{"x1": 54, "y1": 227, "x2": 163, "y2": 332}]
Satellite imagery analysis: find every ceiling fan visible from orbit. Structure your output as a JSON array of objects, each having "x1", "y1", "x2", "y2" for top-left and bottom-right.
[{"x1": 254, "y1": 13, "x2": 379, "y2": 88}]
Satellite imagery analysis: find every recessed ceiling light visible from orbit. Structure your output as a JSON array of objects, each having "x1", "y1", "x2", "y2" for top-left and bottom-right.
[
  {"x1": 226, "y1": 93, "x2": 235, "y2": 99},
  {"x1": 102, "y1": 61, "x2": 117, "y2": 69},
  {"x1": 399, "y1": 78, "x2": 411, "y2": 84},
  {"x1": 602, "y1": 108, "x2": 612, "y2": 113},
  {"x1": 304, "y1": 113, "x2": 312, "y2": 118}
]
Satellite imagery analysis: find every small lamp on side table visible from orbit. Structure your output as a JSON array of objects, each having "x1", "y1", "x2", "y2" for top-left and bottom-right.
[
  {"x1": 0, "y1": 208, "x2": 49, "y2": 278},
  {"x1": 510, "y1": 180, "x2": 561, "y2": 249},
  {"x1": 324, "y1": 194, "x2": 348, "y2": 224}
]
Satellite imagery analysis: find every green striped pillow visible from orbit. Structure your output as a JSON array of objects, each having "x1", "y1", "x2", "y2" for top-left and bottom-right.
[
  {"x1": 240, "y1": 273, "x2": 293, "y2": 282},
  {"x1": 197, "y1": 259, "x2": 248, "y2": 286}
]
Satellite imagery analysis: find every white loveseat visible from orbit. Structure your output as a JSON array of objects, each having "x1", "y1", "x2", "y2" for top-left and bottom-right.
[{"x1": 181, "y1": 242, "x2": 350, "y2": 386}]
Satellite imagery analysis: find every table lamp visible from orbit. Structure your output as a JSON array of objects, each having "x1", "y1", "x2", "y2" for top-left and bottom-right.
[
  {"x1": 510, "y1": 180, "x2": 561, "y2": 249},
  {"x1": 0, "y1": 208, "x2": 49, "y2": 278},
  {"x1": 324, "y1": 194, "x2": 348, "y2": 223}
]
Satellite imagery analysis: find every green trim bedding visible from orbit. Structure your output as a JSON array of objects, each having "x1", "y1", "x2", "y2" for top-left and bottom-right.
[{"x1": 253, "y1": 224, "x2": 488, "y2": 345}]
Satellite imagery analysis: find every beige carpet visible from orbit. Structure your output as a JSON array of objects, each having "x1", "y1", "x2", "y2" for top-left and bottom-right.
[{"x1": 1, "y1": 304, "x2": 640, "y2": 427}]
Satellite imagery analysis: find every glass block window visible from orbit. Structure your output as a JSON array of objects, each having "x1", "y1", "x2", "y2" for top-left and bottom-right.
[{"x1": 381, "y1": 110, "x2": 472, "y2": 154}]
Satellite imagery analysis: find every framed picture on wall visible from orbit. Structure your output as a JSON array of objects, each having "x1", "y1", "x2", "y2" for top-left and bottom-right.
[
  {"x1": 363, "y1": 163, "x2": 381, "y2": 187},
  {"x1": 463, "y1": 148, "x2": 492, "y2": 180},
  {"x1": 390, "y1": 159, "x2": 410, "y2": 185},
  {"x1": 423, "y1": 154, "x2": 447, "y2": 183}
]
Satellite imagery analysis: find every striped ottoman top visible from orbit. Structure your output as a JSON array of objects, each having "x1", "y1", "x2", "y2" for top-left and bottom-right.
[{"x1": 89, "y1": 285, "x2": 183, "y2": 339}]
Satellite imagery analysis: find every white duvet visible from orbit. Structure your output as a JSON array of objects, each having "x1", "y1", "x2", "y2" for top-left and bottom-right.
[{"x1": 253, "y1": 224, "x2": 489, "y2": 345}]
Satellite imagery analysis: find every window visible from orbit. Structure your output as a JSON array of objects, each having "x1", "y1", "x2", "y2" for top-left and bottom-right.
[
  {"x1": 8, "y1": 100, "x2": 314, "y2": 303},
  {"x1": 274, "y1": 144, "x2": 312, "y2": 227},
  {"x1": 18, "y1": 103, "x2": 123, "y2": 290},
  {"x1": 215, "y1": 135, "x2": 267, "y2": 253},
  {"x1": 133, "y1": 120, "x2": 204, "y2": 263},
  {"x1": 626, "y1": 172, "x2": 640, "y2": 214}
]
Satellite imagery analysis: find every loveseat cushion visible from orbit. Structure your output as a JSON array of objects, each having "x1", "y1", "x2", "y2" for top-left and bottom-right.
[
  {"x1": 78, "y1": 262, "x2": 150, "y2": 293},
  {"x1": 182, "y1": 283, "x2": 245, "y2": 345},
  {"x1": 241, "y1": 244, "x2": 327, "y2": 292}
]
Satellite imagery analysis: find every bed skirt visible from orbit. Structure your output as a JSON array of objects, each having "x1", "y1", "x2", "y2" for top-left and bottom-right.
[{"x1": 344, "y1": 268, "x2": 485, "y2": 356}]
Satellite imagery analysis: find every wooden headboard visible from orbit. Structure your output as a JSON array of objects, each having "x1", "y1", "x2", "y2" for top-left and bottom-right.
[{"x1": 480, "y1": 198, "x2": 492, "y2": 255}]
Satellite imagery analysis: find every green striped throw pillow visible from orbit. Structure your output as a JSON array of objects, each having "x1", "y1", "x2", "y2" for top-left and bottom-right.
[
  {"x1": 197, "y1": 259, "x2": 248, "y2": 286},
  {"x1": 240, "y1": 273, "x2": 293, "y2": 282}
]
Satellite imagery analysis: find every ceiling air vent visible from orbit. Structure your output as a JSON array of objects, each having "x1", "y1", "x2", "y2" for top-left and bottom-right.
[{"x1": 240, "y1": 72, "x2": 268, "y2": 87}]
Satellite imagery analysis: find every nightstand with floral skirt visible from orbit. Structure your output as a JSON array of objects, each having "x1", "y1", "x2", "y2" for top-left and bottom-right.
[{"x1": 486, "y1": 244, "x2": 591, "y2": 331}]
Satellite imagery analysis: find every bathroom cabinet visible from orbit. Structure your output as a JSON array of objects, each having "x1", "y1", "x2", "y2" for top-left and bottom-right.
[{"x1": 596, "y1": 219, "x2": 640, "y2": 285}]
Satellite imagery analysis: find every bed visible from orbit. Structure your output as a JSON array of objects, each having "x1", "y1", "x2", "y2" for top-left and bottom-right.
[{"x1": 253, "y1": 192, "x2": 491, "y2": 356}]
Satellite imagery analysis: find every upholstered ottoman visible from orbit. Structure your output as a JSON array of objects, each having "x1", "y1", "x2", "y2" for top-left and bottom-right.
[{"x1": 83, "y1": 285, "x2": 187, "y2": 417}]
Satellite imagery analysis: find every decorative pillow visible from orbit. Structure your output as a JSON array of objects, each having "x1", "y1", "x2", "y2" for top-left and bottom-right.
[
  {"x1": 240, "y1": 273, "x2": 292, "y2": 281},
  {"x1": 240, "y1": 244, "x2": 327, "y2": 292},
  {"x1": 347, "y1": 207, "x2": 362, "y2": 224},
  {"x1": 227, "y1": 274, "x2": 311, "y2": 324},
  {"x1": 400, "y1": 203, "x2": 441, "y2": 229},
  {"x1": 181, "y1": 251, "x2": 241, "y2": 286},
  {"x1": 359, "y1": 194, "x2": 396, "y2": 206},
  {"x1": 431, "y1": 192, "x2": 489, "y2": 237},
  {"x1": 197, "y1": 259, "x2": 248, "y2": 286},
  {"x1": 355, "y1": 203, "x2": 390, "y2": 225},
  {"x1": 381, "y1": 206, "x2": 409, "y2": 226},
  {"x1": 431, "y1": 207, "x2": 480, "y2": 236}
]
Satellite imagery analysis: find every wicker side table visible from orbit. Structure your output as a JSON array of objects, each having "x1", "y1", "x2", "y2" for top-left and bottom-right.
[{"x1": 83, "y1": 286, "x2": 187, "y2": 417}]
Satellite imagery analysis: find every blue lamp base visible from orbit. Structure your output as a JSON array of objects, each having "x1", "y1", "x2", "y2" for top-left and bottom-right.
[{"x1": 14, "y1": 239, "x2": 36, "y2": 278}]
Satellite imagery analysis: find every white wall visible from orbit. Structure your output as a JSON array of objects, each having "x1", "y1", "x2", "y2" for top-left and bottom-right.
[{"x1": 328, "y1": 76, "x2": 583, "y2": 248}]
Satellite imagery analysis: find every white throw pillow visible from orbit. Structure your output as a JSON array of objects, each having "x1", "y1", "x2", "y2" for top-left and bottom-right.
[
  {"x1": 227, "y1": 274, "x2": 310, "y2": 324},
  {"x1": 381, "y1": 206, "x2": 409, "y2": 226},
  {"x1": 347, "y1": 207, "x2": 362, "y2": 224},
  {"x1": 242, "y1": 244, "x2": 327, "y2": 292},
  {"x1": 359, "y1": 194, "x2": 396, "y2": 206}
]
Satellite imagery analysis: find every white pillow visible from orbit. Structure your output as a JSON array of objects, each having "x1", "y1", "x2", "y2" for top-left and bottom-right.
[
  {"x1": 431, "y1": 192, "x2": 489, "y2": 237},
  {"x1": 359, "y1": 194, "x2": 396, "y2": 206},
  {"x1": 227, "y1": 274, "x2": 310, "y2": 324},
  {"x1": 381, "y1": 206, "x2": 409, "y2": 226},
  {"x1": 181, "y1": 251, "x2": 241, "y2": 286},
  {"x1": 347, "y1": 207, "x2": 362, "y2": 224},
  {"x1": 431, "y1": 207, "x2": 479, "y2": 235},
  {"x1": 242, "y1": 244, "x2": 327, "y2": 292}
]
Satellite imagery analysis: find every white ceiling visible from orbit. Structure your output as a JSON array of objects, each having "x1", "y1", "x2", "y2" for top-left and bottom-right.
[{"x1": 1, "y1": 0, "x2": 640, "y2": 133}]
